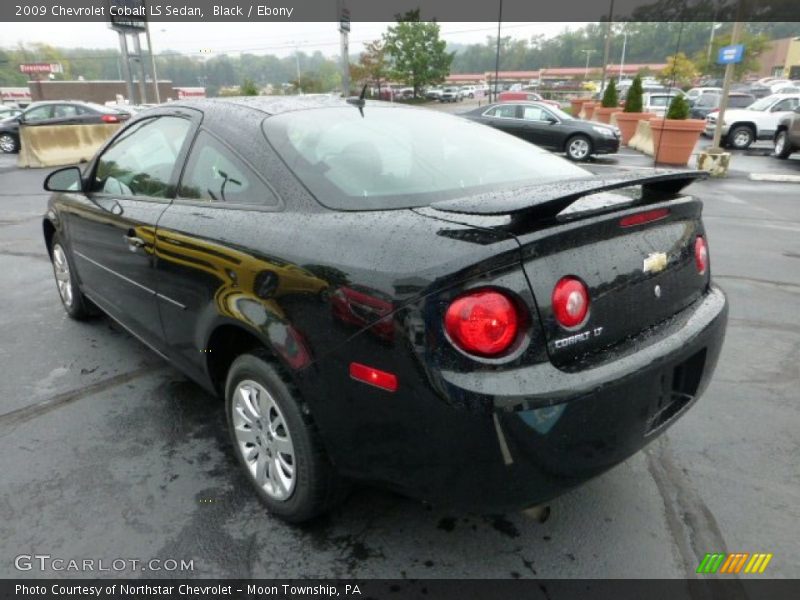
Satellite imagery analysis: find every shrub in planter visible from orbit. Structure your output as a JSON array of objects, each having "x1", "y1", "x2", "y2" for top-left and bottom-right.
[
  {"x1": 650, "y1": 94, "x2": 705, "y2": 165},
  {"x1": 595, "y1": 80, "x2": 619, "y2": 123},
  {"x1": 614, "y1": 75, "x2": 656, "y2": 145}
]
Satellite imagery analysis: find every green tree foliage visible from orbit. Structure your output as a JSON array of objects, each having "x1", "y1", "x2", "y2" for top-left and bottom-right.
[
  {"x1": 666, "y1": 94, "x2": 690, "y2": 120},
  {"x1": 240, "y1": 78, "x2": 259, "y2": 95},
  {"x1": 624, "y1": 75, "x2": 644, "y2": 113},
  {"x1": 383, "y1": 10, "x2": 453, "y2": 98},
  {"x1": 358, "y1": 39, "x2": 389, "y2": 95},
  {"x1": 660, "y1": 53, "x2": 698, "y2": 88},
  {"x1": 601, "y1": 79, "x2": 618, "y2": 107}
]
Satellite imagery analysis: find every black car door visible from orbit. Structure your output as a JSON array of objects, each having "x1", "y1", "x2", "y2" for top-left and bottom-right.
[
  {"x1": 65, "y1": 110, "x2": 199, "y2": 349},
  {"x1": 517, "y1": 104, "x2": 561, "y2": 148},
  {"x1": 152, "y1": 128, "x2": 289, "y2": 379},
  {"x1": 482, "y1": 104, "x2": 523, "y2": 137}
]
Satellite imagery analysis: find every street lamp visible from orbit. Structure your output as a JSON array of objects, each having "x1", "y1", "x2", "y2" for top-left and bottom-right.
[
  {"x1": 291, "y1": 40, "x2": 307, "y2": 94},
  {"x1": 582, "y1": 49, "x2": 596, "y2": 78},
  {"x1": 618, "y1": 26, "x2": 628, "y2": 84}
]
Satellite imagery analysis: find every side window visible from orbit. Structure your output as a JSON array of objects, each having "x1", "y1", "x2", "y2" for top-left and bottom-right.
[
  {"x1": 93, "y1": 116, "x2": 192, "y2": 198},
  {"x1": 24, "y1": 105, "x2": 53, "y2": 122},
  {"x1": 522, "y1": 106, "x2": 547, "y2": 121},
  {"x1": 487, "y1": 105, "x2": 518, "y2": 119},
  {"x1": 773, "y1": 98, "x2": 799, "y2": 112},
  {"x1": 178, "y1": 131, "x2": 279, "y2": 206},
  {"x1": 54, "y1": 104, "x2": 79, "y2": 118}
]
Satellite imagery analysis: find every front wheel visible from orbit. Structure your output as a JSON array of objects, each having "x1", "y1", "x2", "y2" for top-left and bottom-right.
[
  {"x1": 774, "y1": 130, "x2": 793, "y2": 159},
  {"x1": 225, "y1": 352, "x2": 346, "y2": 523},
  {"x1": 727, "y1": 125, "x2": 754, "y2": 150},
  {"x1": 566, "y1": 135, "x2": 593, "y2": 161},
  {"x1": 0, "y1": 133, "x2": 18, "y2": 153}
]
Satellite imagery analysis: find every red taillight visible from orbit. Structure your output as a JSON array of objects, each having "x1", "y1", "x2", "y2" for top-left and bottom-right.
[
  {"x1": 552, "y1": 277, "x2": 590, "y2": 328},
  {"x1": 101, "y1": 114, "x2": 120, "y2": 123},
  {"x1": 694, "y1": 235, "x2": 708, "y2": 275},
  {"x1": 444, "y1": 290, "x2": 519, "y2": 357},
  {"x1": 349, "y1": 362, "x2": 398, "y2": 392},
  {"x1": 619, "y1": 208, "x2": 670, "y2": 228}
]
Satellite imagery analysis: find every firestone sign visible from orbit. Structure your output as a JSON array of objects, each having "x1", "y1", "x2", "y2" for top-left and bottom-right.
[{"x1": 19, "y1": 63, "x2": 63, "y2": 74}]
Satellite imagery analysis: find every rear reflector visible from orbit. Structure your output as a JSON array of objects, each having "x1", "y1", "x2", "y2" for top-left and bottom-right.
[
  {"x1": 349, "y1": 362, "x2": 398, "y2": 392},
  {"x1": 101, "y1": 114, "x2": 120, "y2": 123},
  {"x1": 619, "y1": 208, "x2": 670, "y2": 228},
  {"x1": 694, "y1": 235, "x2": 708, "y2": 275},
  {"x1": 552, "y1": 277, "x2": 590, "y2": 328}
]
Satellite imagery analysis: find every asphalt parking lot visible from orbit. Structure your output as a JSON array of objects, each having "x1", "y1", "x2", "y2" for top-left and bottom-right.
[{"x1": 0, "y1": 139, "x2": 798, "y2": 579}]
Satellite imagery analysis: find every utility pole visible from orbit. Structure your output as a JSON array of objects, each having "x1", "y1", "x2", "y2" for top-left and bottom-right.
[
  {"x1": 492, "y1": 0, "x2": 503, "y2": 103},
  {"x1": 117, "y1": 31, "x2": 135, "y2": 105},
  {"x1": 144, "y1": 19, "x2": 160, "y2": 103},
  {"x1": 338, "y1": 0, "x2": 351, "y2": 97},
  {"x1": 599, "y1": 0, "x2": 615, "y2": 96},
  {"x1": 618, "y1": 28, "x2": 627, "y2": 83},
  {"x1": 583, "y1": 49, "x2": 595, "y2": 78},
  {"x1": 710, "y1": 19, "x2": 745, "y2": 151},
  {"x1": 131, "y1": 32, "x2": 148, "y2": 104}
]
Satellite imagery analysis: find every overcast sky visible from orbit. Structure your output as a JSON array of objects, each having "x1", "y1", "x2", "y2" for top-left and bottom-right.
[{"x1": 0, "y1": 22, "x2": 587, "y2": 57}]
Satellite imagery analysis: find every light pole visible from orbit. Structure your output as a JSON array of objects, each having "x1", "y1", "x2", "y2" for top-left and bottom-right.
[
  {"x1": 144, "y1": 20, "x2": 160, "y2": 103},
  {"x1": 291, "y1": 41, "x2": 306, "y2": 94},
  {"x1": 618, "y1": 27, "x2": 628, "y2": 83},
  {"x1": 583, "y1": 49, "x2": 596, "y2": 78}
]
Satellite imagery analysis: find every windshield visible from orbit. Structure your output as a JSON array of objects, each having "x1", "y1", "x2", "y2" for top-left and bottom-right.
[
  {"x1": 264, "y1": 106, "x2": 588, "y2": 211},
  {"x1": 747, "y1": 96, "x2": 775, "y2": 111}
]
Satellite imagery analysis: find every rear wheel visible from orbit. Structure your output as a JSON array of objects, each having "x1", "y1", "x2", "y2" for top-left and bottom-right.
[
  {"x1": 774, "y1": 130, "x2": 793, "y2": 159},
  {"x1": 0, "y1": 133, "x2": 18, "y2": 153},
  {"x1": 50, "y1": 235, "x2": 94, "y2": 319},
  {"x1": 566, "y1": 135, "x2": 592, "y2": 161},
  {"x1": 727, "y1": 125, "x2": 754, "y2": 150},
  {"x1": 225, "y1": 351, "x2": 346, "y2": 523}
]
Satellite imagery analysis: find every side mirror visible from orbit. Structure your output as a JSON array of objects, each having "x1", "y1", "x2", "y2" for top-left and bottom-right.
[
  {"x1": 546, "y1": 116, "x2": 558, "y2": 124},
  {"x1": 44, "y1": 166, "x2": 83, "y2": 193}
]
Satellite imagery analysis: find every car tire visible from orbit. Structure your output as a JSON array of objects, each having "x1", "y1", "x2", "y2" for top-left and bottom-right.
[
  {"x1": 50, "y1": 235, "x2": 94, "y2": 320},
  {"x1": 774, "y1": 130, "x2": 793, "y2": 159},
  {"x1": 566, "y1": 135, "x2": 593, "y2": 161},
  {"x1": 0, "y1": 133, "x2": 19, "y2": 154},
  {"x1": 225, "y1": 351, "x2": 347, "y2": 523},
  {"x1": 727, "y1": 125, "x2": 754, "y2": 150}
]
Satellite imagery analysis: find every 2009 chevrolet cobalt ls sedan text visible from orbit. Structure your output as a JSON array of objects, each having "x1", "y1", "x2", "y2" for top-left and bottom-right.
[{"x1": 42, "y1": 97, "x2": 727, "y2": 523}]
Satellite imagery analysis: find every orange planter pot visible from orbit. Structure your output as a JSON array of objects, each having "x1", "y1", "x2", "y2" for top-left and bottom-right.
[
  {"x1": 614, "y1": 111, "x2": 657, "y2": 145},
  {"x1": 649, "y1": 118, "x2": 706, "y2": 166},
  {"x1": 582, "y1": 102, "x2": 597, "y2": 120},
  {"x1": 570, "y1": 97, "x2": 592, "y2": 117},
  {"x1": 594, "y1": 107, "x2": 617, "y2": 123}
]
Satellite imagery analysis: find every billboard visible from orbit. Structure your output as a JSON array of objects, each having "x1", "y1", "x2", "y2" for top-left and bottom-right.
[
  {"x1": 108, "y1": 0, "x2": 147, "y2": 31},
  {"x1": 19, "y1": 63, "x2": 63, "y2": 74}
]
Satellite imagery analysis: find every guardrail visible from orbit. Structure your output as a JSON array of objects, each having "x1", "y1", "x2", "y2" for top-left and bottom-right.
[{"x1": 17, "y1": 123, "x2": 121, "y2": 168}]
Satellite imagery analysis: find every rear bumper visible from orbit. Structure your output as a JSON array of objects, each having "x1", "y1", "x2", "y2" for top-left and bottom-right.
[{"x1": 325, "y1": 285, "x2": 727, "y2": 510}]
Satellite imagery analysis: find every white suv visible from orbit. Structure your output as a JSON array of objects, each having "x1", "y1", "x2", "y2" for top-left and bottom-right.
[{"x1": 705, "y1": 93, "x2": 800, "y2": 149}]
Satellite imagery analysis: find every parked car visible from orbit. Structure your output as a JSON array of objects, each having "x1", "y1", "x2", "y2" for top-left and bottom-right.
[
  {"x1": 439, "y1": 87, "x2": 462, "y2": 102},
  {"x1": 686, "y1": 87, "x2": 723, "y2": 103},
  {"x1": 497, "y1": 91, "x2": 560, "y2": 109},
  {"x1": 0, "y1": 100, "x2": 130, "y2": 153},
  {"x1": 689, "y1": 92, "x2": 756, "y2": 120},
  {"x1": 424, "y1": 87, "x2": 443, "y2": 100},
  {"x1": 42, "y1": 97, "x2": 726, "y2": 523},
  {"x1": 0, "y1": 106, "x2": 22, "y2": 120},
  {"x1": 643, "y1": 91, "x2": 685, "y2": 117},
  {"x1": 460, "y1": 85, "x2": 478, "y2": 99},
  {"x1": 773, "y1": 105, "x2": 800, "y2": 159},
  {"x1": 464, "y1": 101, "x2": 620, "y2": 161},
  {"x1": 704, "y1": 93, "x2": 800, "y2": 149}
]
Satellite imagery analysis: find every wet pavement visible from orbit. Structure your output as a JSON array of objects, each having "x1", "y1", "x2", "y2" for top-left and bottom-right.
[{"x1": 0, "y1": 142, "x2": 798, "y2": 579}]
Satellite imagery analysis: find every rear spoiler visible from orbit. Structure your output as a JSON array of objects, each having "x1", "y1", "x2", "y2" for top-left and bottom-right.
[{"x1": 429, "y1": 169, "x2": 707, "y2": 218}]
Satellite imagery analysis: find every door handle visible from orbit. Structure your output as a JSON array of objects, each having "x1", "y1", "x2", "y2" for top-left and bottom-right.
[{"x1": 123, "y1": 234, "x2": 145, "y2": 249}]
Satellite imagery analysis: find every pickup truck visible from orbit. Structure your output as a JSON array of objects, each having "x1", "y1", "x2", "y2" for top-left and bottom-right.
[{"x1": 774, "y1": 106, "x2": 800, "y2": 158}]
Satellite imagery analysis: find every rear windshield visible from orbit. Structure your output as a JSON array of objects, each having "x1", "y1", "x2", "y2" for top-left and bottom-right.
[{"x1": 263, "y1": 106, "x2": 587, "y2": 211}]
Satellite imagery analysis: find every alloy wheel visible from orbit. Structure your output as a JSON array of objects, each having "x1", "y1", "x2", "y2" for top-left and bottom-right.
[
  {"x1": 732, "y1": 129, "x2": 752, "y2": 148},
  {"x1": 568, "y1": 137, "x2": 590, "y2": 160},
  {"x1": 231, "y1": 379, "x2": 296, "y2": 501},
  {"x1": 775, "y1": 132, "x2": 786, "y2": 155},
  {"x1": 0, "y1": 134, "x2": 16, "y2": 153},
  {"x1": 52, "y1": 244, "x2": 74, "y2": 308}
]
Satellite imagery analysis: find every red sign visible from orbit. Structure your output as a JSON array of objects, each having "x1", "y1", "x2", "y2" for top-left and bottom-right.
[
  {"x1": 0, "y1": 88, "x2": 32, "y2": 100},
  {"x1": 176, "y1": 87, "x2": 206, "y2": 99},
  {"x1": 19, "y1": 63, "x2": 63, "y2": 74}
]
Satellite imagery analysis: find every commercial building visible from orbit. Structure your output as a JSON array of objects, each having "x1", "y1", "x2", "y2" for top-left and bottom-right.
[{"x1": 755, "y1": 37, "x2": 800, "y2": 79}]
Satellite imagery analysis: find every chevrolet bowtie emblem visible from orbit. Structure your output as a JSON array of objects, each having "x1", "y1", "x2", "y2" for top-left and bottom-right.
[{"x1": 643, "y1": 252, "x2": 668, "y2": 274}]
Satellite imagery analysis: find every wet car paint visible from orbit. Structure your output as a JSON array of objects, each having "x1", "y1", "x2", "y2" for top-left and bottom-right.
[{"x1": 42, "y1": 97, "x2": 727, "y2": 511}]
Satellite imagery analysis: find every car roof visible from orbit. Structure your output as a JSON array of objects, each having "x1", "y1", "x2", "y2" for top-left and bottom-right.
[{"x1": 172, "y1": 96, "x2": 384, "y2": 115}]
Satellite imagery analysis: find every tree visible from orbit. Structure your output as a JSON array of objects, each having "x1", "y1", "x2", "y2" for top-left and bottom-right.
[
  {"x1": 240, "y1": 78, "x2": 259, "y2": 95},
  {"x1": 359, "y1": 39, "x2": 389, "y2": 96},
  {"x1": 624, "y1": 75, "x2": 644, "y2": 112},
  {"x1": 660, "y1": 52, "x2": 698, "y2": 88},
  {"x1": 383, "y1": 10, "x2": 453, "y2": 98},
  {"x1": 665, "y1": 94, "x2": 690, "y2": 120},
  {"x1": 601, "y1": 78, "x2": 618, "y2": 107}
]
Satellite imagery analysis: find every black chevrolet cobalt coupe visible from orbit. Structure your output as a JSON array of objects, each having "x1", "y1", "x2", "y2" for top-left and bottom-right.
[{"x1": 42, "y1": 97, "x2": 727, "y2": 522}]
